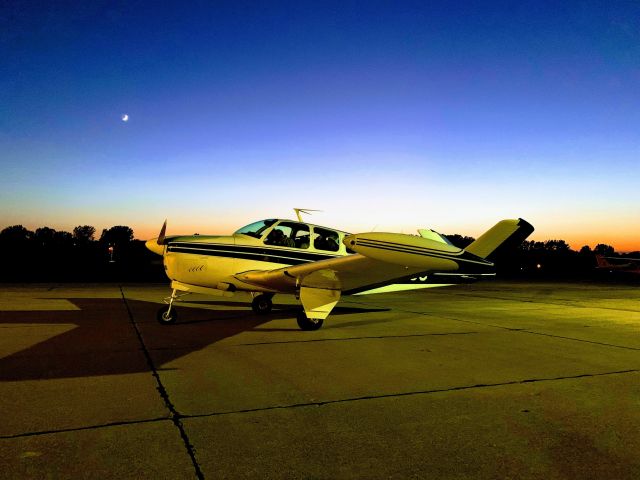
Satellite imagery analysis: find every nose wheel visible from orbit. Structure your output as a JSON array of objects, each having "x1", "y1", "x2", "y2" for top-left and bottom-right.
[
  {"x1": 157, "y1": 288, "x2": 187, "y2": 325},
  {"x1": 251, "y1": 294, "x2": 274, "y2": 314},
  {"x1": 157, "y1": 305, "x2": 178, "y2": 324}
]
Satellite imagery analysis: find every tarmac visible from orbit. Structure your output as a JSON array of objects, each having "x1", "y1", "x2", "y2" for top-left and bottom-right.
[{"x1": 1, "y1": 280, "x2": 640, "y2": 479}]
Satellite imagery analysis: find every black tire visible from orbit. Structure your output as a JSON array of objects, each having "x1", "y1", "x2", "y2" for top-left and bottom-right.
[
  {"x1": 251, "y1": 294, "x2": 273, "y2": 315},
  {"x1": 296, "y1": 310, "x2": 323, "y2": 331},
  {"x1": 157, "y1": 306, "x2": 178, "y2": 325}
]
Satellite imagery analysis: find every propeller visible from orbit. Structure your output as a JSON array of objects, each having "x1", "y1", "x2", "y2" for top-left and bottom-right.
[
  {"x1": 157, "y1": 219, "x2": 167, "y2": 245},
  {"x1": 145, "y1": 220, "x2": 168, "y2": 256}
]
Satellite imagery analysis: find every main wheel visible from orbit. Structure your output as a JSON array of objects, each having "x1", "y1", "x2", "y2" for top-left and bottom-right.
[
  {"x1": 157, "y1": 305, "x2": 178, "y2": 325},
  {"x1": 251, "y1": 294, "x2": 273, "y2": 315},
  {"x1": 296, "y1": 310, "x2": 323, "y2": 331}
]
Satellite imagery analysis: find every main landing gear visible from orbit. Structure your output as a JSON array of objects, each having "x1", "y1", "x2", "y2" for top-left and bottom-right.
[
  {"x1": 251, "y1": 293, "x2": 274, "y2": 315},
  {"x1": 252, "y1": 293, "x2": 323, "y2": 330},
  {"x1": 296, "y1": 310, "x2": 323, "y2": 331}
]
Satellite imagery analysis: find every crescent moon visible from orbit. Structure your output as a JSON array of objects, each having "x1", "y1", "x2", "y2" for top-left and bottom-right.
[{"x1": 122, "y1": 114, "x2": 129, "y2": 122}]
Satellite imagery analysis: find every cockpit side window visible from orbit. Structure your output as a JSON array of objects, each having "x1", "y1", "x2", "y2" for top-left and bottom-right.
[
  {"x1": 234, "y1": 219, "x2": 277, "y2": 238},
  {"x1": 313, "y1": 227, "x2": 340, "y2": 252},
  {"x1": 265, "y1": 222, "x2": 310, "y2": 249}
]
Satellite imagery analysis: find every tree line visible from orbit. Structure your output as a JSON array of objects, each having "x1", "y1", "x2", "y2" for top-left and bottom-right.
[
  {"x1": 0, "y1": 224, "x2": 163, "y2": 281},
  {"x1": 1, "y1": 224, "x2": 637, "y2": 282}
]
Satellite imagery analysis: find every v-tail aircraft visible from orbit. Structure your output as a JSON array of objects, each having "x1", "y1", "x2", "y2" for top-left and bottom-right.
[
  {"x1": 595, "y1": 255, "x2": 640, "y2": 276},
  {"x1": 145, "y1": 210, "x2": 534, "y2": 330}
]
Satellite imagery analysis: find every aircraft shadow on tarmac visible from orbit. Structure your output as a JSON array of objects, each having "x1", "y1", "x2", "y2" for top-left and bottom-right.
[{"x1": 0, "y1": 298, "x2": 388, "y2": 381}]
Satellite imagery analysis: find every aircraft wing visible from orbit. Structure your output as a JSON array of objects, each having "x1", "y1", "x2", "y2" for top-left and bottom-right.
[
  {"x1": 603, "y1": 256, "x2": 640, "y2": 263},
  {"x1": 235, "y1": 253, "x2": 436, "y2": 295}
]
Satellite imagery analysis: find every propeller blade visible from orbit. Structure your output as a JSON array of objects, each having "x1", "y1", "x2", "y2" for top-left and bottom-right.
[{"x1": 157, "y1": 220, "x2": 167, "y2": 245}]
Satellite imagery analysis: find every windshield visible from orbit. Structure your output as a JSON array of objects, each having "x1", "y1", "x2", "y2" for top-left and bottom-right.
[{"x1": 234, "y1": 219, "x2": 277, "y2": 238}]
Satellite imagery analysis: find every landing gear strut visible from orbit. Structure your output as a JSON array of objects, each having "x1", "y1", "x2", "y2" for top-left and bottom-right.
[
  {"x1": 157, "y1": 288, "x2": 183, "y2": 325},
  {"x1": 296, "y1": 310, "x2": 323, "y2": 331},
  {"x1": 251, "y1": 294, "x2": 274, "y2": 315}
]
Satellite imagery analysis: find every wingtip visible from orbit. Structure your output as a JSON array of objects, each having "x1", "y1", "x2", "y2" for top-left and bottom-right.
[{"x1": 517, "y1": 218, "x2": 535, "y2": 235}]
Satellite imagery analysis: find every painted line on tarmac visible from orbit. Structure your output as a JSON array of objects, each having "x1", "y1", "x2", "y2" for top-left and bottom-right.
[
  {"x1": 235, "y1": 331, "x2": 481, "y2": 346},
  {"x1": 178, "y1": 368, "x2": 640, "y2": 420},
  {"x1": 119, "y1": 286, "x2": 205, "y2": 480}
]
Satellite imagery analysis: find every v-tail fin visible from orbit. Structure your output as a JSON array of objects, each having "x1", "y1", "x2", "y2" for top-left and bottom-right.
[
  {"x1": 466, "y1": 218, "x2": 534, "y2": 260},
  {"x1": 594, "y1": 255, "x2": 612, "y2": 268}
]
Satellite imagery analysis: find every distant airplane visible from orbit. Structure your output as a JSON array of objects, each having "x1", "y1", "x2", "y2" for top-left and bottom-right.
[
  {"x1": 595, "y1": 255, "x2": 640, "y2": 275},
  {"x1": 145, "y1": 211, "x2": 534, "y2": 330}
]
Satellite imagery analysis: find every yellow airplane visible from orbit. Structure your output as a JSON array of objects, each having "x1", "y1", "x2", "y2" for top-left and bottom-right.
[{"x1": 145, "y1": 211, "x2": 533, "y2": 330}]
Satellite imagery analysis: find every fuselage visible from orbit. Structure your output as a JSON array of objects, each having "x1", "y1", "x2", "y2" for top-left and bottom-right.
[{"x1": 147, "y1": 218, "x2": 352, "y2": 292}]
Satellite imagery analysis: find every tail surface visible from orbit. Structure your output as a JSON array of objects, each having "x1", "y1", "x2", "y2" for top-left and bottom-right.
[
  {"x1": 465, "y1": 218, "x2": 534, "y2": 260},
  {"x1": 594, "y1": 255, "x2": 611, "y2": 268}
]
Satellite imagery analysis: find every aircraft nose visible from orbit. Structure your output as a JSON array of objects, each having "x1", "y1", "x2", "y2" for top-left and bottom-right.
[{"x1": 145, "y1": 238, "x2": 165, "y2": 256}]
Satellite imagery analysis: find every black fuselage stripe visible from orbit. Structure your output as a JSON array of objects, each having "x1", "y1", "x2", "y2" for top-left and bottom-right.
[
  {"x1": 170, "y1": 245, "x2": 311, "y2": 263},
  {"x1": 169, "y1": 242, "x2": 340, "y2": 262},
  {"x1": 167, "y1": 247, "x2": 311, "y2": 265},
  {"x1": 356, "y1": 238, "x2": 465, "y2": 256},
  {"x1": 355, "y1": 241, "x2": 491, "y2": 266}
]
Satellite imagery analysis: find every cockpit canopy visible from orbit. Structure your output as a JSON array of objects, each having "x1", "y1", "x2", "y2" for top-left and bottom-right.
[
  {"x1": 234, "y1": 219, "x2": 351, "y2": 254},
  {"x1": 234, "y1": 219, "x2": 278, "y2": 239}
]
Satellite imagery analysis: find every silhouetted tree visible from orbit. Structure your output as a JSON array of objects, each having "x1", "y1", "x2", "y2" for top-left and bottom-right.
[
  {"x1": 73, "y1": 225, "x2": 96, "y2": 244},
  {"x1": 520, "y1": 240, "x2": 546, "y2": 252},
  {"x1": 579, "y1": 245, "x2": 592, "y2": 255},
  {"x1": 54, "y1": 230, "x2": 73, "y2": 247},
  {"x1": 543, "y1": 240, "x2": 570, "y2": 252},
  {"x1": 0, "y1": 225, "x2": 33, "y2": 245},
  {"x1": 33, "y1": 227, "x2": 57, "y2": 247},
  {"x1": 594, "y1": 244, "x2": 615, "y2": 256},
  {"x1": 445, "y1": 234, "x2": 475, "y2": 249},
  {"x1": 99, "y1": 226, "x2": 135, "y2": 263},
  {"x1": 100, "y1": 226, "x2": 134, "y2": 246}
]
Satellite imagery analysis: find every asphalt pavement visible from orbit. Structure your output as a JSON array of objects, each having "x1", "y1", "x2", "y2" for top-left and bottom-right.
[{"x1": 1, "y1": 281, "x2": 639, "y2": 479}]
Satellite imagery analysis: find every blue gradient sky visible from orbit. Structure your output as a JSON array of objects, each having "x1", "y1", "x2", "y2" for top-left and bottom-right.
[{"x1": 2, "y1": 1, "x2": 639, "y2": 250}]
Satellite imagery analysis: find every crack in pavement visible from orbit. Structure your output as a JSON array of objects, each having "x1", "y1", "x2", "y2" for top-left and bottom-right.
[
  {"x1": 391, "y1": 290, "x2": 640, "y2": 314},
  {"x1": 0, "y1": 417, "x2": 169, "y2": 440},
  {"x1": 342, "y1": 299, "x2": 640, "y2": 352},
  {"x1": 119, "y1": 287, "x2": 205, "y2": 480},
  {"x1": 179, "y1": 368, "x2": 640, "y2": 420},
  {"x1": 235, "y1": 331, "x2": 481, "y2": 346},
  {"x1": 4, "y1": 366, "x2": 638, "y2": 441},
  {"x1": 501, "y1": 329, "x2": 640, "y2": 351}
]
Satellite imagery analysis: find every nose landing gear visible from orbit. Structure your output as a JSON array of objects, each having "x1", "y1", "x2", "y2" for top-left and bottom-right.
[
  {"x1": 157, "y1": 288, "x2": 188, "y2": 325},
  {"x1": 157, "y1": 305, "x2": 178, "y2": 324}
]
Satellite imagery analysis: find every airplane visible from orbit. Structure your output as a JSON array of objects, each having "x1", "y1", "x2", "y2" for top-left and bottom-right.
[
  {"x1": 595, "y1": 254, "x2": 640, "y2": 275},
  {"x1": 145, "y1": 211, "x2": 534, "y2": 330}
]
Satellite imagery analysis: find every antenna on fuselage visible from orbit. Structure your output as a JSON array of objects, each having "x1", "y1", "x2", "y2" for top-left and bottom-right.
[{"x1": 293, "y1": 208, "x2": 321, "y2": 222}]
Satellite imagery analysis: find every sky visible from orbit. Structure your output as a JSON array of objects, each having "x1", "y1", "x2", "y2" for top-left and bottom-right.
[{"x1": 1, "y1": 1, "x2": 639, "y2": 251}]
